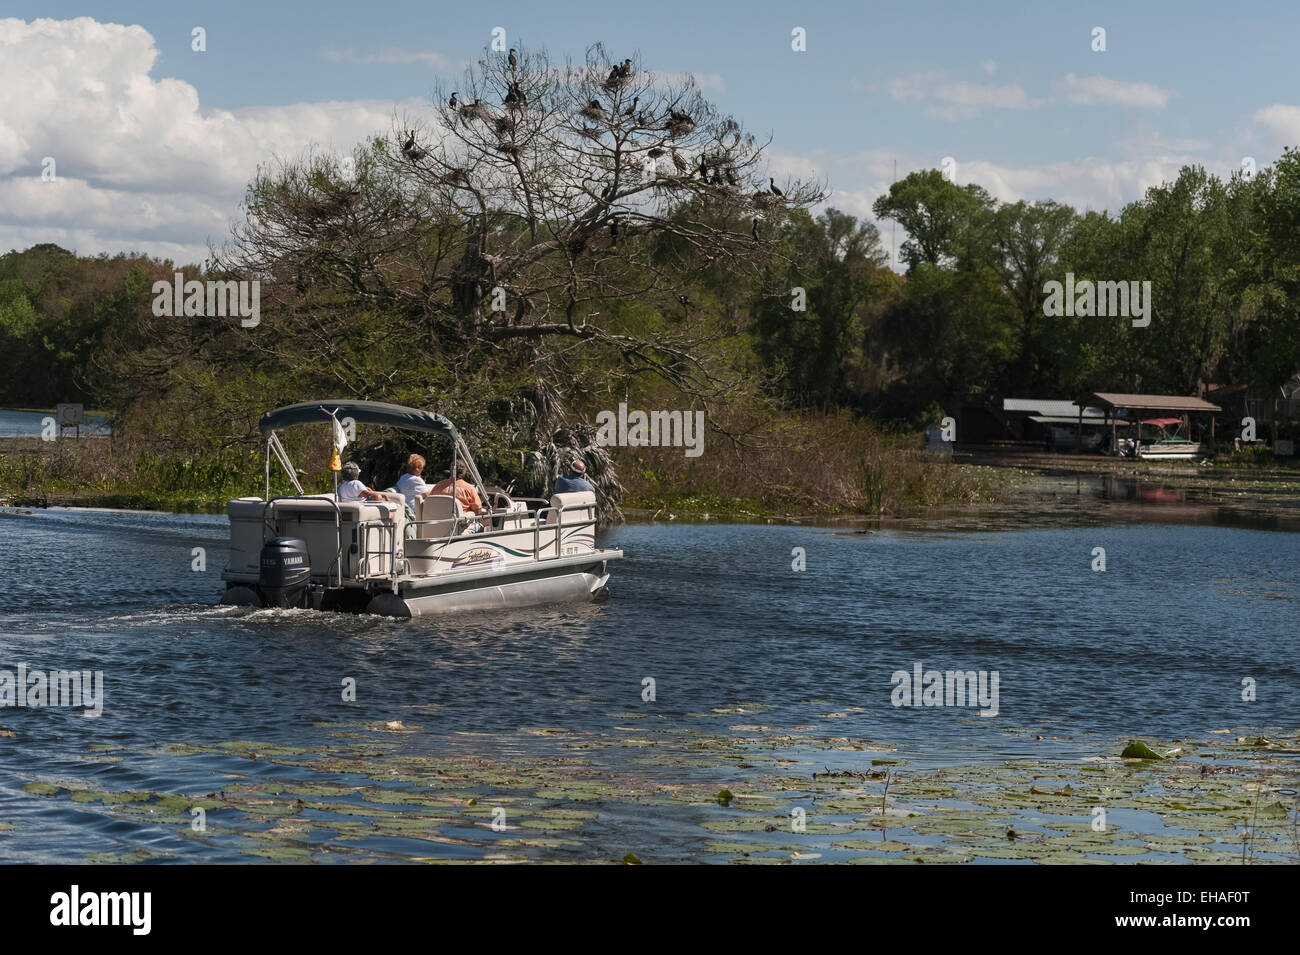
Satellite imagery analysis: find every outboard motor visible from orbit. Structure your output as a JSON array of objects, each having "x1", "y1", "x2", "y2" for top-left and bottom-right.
[{"x1": 259, "y1": 537, "x2": 311, "y2": 608}]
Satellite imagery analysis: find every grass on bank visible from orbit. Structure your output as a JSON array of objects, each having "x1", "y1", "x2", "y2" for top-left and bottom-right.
[
  {"x1": 620, "y1": 411, "x2": 1007, "y2": 517},
  {"x1": 0, "y1": 411, "x2": 1007, "y2": 518}
]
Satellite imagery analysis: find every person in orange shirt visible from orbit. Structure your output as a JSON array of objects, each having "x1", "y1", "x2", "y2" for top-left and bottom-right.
[{"x1": 429, "y1": 464, "x2": 483, "y2": 515}]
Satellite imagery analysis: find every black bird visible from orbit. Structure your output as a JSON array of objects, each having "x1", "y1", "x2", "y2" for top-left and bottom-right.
[
  {"x1": 672, "y1": 150, "x2": 688, "y2": 175},
  {"x1": 769, "y1": 177, "x2": 784, "y2": 197},
  {"x1": 698, "y1": 154, "x2": 708, "y2": 179},
  {"x1": 751, "y1": 218, "x2": 760, "y2": 241},
  {"x1": 609, "y1": 218, "x2": 619, "y2": 243},
  {"x1": 449, "y1": 92, "x2": 459, "y2": 109},
  {"x1": 401, "y1": 130, "x2": 427, "y2": 162},
  {"x1": 667, "y1": 109, "x2": 695, "y2": 137},
  {"x1": 580, "y1": 99, "x2": 607, "y2": 122},
  {"x1": 711, "y1": 169, "x2": 723, "y2": 185},
  {"x1": 620, "y1": 58, "x2": 633, "y2": 77},
  {"x1": 505, "y1": 81, "x2": 525, "y2": 108},
  {"x1": 508, "y1": 48, "x2": 518, "y2": 69},
  {"x1": 647, "y1": 147, "x2": 665, "y2": 159},
  {"x1": 622, "y1": 96, "x2": 639, "y2": 118}
]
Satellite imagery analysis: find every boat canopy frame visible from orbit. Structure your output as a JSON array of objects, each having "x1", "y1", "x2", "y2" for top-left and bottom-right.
[
  {"x1": 258, "y1": 400, "x2": 458, "y2": 440},
  {"x1": 257, "y1": 399, "x2": 488, "y2": 507}
]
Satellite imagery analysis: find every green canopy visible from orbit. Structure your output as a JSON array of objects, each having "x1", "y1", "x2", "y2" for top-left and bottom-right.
[{"x1": 258, "y1": 400, "x2": 458, "y2": 440}]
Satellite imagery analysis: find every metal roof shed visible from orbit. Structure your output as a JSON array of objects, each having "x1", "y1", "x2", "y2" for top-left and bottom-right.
[{"x1": 1075, "y1": 393, "x2": 1223, "y2": 449}]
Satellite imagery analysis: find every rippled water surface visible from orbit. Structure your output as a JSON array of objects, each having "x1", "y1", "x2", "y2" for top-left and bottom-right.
[{"x1": 1, "y1": 505, "x2": 1296, "y2": 862}]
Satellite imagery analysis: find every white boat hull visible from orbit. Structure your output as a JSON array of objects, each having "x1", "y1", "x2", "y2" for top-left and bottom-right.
[
  {"x1": 366, "y1": 558, "x2": 613, "y2": 617},
  {"x1": 1136, "y1": 444, "x2": 1204, "y2": 460}
]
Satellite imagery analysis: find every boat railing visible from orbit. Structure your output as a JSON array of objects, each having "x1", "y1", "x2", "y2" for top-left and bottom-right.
[
  {"x1": 353, "y1": 516, "x2": 401, "y2": 590},
  {"x1": 267, "y1": 495, "x2": 343, "y2": 587},
  {"x1": 318, "y1": 501, "x2": 598, "y2": 588}
]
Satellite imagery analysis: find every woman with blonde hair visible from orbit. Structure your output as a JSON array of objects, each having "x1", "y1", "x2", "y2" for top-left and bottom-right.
[{"x1": 394, "y1": 453, "x2": 432, "y2": 509}]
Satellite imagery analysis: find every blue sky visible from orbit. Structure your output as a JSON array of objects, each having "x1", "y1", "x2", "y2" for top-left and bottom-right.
[{"x1": 4, "y1": 1, "x2": 1299, "y2": 263}]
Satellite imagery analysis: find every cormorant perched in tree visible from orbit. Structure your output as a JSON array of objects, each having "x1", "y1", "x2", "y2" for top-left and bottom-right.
[
  {"x1": 698, "y1": 154, "x2": 708, "y2": 179},
  {"x1": 622, "y1": 96, "x2": 638, "y2": 117},
  {"x1": 667, "y1": 109, "x2": 695, "y2": 137},
  {"x1": 751, "y1": 218, "x2": 760, "y2": 241},
  {"x1": 505, "y1": 81, "x2": 525, "y2": 108},
  {"x1": 603, "y1": 59, "x2": 633, "y2": 91},
  {"x1": 609, "y1": 218, "x2": 618, "y2": 243},
  {"x1": 508, "y1": 48, "x2": 518, "y2": 69},
  {"x1": 647, "y1": 147, "x2": 665, "y2": 159},
  {"x1": 401, "y1": 130, "x2": 427, "y2": 162},
  {"x1": 769, "y1": 178, "x2": 784, "y2": 197},
  {"x1": 449, "y1": 92, "x2": 459, "y2": 109},
  {"x1": 672, "y1": 149, "x2": 688, "y2": 175},
  {"x1": 580, "y1": 99, "x2": 607, "y2": 122}
]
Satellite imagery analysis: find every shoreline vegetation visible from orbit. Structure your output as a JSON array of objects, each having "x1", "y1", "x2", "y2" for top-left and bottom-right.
[
  {"x1": 0, "y1": 411, "x2": 1006, "y2": 517},
  {"x1": 8, "y1": 420, "x2": 1300, "y2": 522}
]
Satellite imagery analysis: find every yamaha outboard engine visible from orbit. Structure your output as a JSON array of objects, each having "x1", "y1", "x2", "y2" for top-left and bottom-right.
[{"x1": 259, "y1": 537, "x2": 311, "y2": 608}]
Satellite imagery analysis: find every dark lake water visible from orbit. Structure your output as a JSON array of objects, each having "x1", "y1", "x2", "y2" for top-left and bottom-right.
[{"x1": 0, "y1": 504, "x2": 1296, "y2": 862}]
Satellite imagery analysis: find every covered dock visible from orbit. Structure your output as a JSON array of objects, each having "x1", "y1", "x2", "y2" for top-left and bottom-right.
[{"x1": 1075, "y1": 392, "x2": 1222, "y2": 451}]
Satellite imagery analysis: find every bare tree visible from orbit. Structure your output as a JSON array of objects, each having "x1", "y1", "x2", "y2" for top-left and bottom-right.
[{"x1": 218, "y1": 42, "x2": 824, "y2": 399}]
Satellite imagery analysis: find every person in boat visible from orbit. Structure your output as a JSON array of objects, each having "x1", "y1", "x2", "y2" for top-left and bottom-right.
[
  {"x1": 394, "y1": 454, "x2": 433, "y2": 510},
  {"x1": 338, "y1": 462, "x2": 397, "y2": 503},
  {"x1": 430, "y1": 463, "x2": 484, "y2": 515},
  {"x1": 554, "y1": 457, "x2": 596, "y2": 495}
]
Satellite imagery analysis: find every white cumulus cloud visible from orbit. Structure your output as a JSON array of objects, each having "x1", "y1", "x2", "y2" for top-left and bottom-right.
[
  {"x1": 0, "y1": 17, "x2": 416, "y2": 264},
  {"x1": 1063, "y1": 73, "x2": 1173, "y2": 109}
]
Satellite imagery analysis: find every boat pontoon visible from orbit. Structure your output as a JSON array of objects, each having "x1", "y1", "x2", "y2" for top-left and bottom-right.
[{"x1": 219, "y1": 400, "x2": 622, "y2": 616}]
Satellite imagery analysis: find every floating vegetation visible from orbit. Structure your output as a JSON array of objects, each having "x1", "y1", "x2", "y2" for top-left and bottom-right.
[
  {"x1": 1121, "y1": 741, "x2": 1167, "y2": 760},
  {"x1": 13, "y1": 715, "x2": 1300, "y2": 864}
]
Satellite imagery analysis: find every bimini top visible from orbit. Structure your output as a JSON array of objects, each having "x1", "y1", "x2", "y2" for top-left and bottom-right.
[{"x1": 258, "y1": 400, "x2": 457, "y2": 439}]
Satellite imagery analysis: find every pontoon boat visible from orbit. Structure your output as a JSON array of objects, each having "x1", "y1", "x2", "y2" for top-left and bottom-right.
[
  {"x1": 1113, "y1": 417, "x2": 1205, "y2": 460},
  {"x1": 219, "y1": 400, "x2": 622, "y2": 616}
]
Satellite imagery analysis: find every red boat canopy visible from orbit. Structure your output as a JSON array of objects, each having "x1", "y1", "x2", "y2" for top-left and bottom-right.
[{"x1": 1140, "y1": 417, "x2": 1183, "y2": 427}]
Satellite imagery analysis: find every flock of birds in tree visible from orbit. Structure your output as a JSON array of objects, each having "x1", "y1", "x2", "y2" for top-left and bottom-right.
[{"x1": 394, "y1": 50, "x2": 787, "y2": 242}]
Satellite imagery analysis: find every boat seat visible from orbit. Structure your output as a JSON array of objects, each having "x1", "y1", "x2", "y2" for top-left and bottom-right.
[
  {"x1": 417, "y1": 494, "x2": 463, "y2": 539},
  {"x1": 546, "y1": 491, "x2": 596, "y2": 525}
]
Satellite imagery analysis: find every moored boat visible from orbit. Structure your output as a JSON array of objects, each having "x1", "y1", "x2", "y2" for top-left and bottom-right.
[{"x1": 1113, "y1": 417, "x2": 1206, "y2": 460}]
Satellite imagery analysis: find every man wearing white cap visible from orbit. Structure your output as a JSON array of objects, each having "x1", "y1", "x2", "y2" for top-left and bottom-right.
[{"x1": 553, "y1": 457, "x2": 596, "y2": 495}]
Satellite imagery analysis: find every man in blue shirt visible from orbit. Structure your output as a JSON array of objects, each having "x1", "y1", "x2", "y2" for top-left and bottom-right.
[{"x1": 554, "y1": 458, "x2": 596, "y2": 495}]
